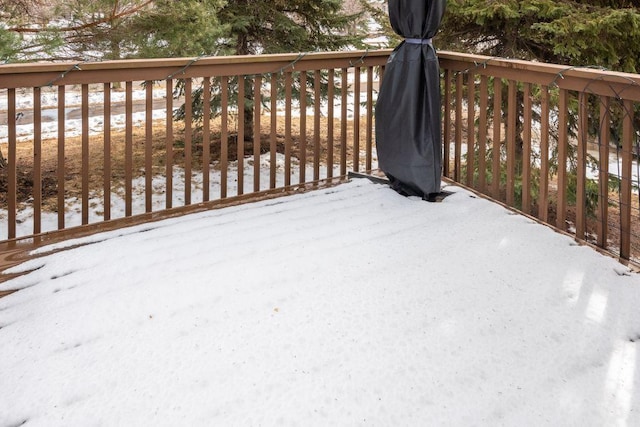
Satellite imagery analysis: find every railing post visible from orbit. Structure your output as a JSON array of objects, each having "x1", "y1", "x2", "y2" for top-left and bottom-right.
[
  {"x1": 221, "y1": 76, "x2": 229, "y2": 199},
  {"x1": 269, "y1": 73, "x2": 278, "y2": 189},
  {"x1": 165, "y1": 78, "x2": 174, "y2": 208},
  {"x1": 492, "y1": 77, "x2": 502, "y2": 200},
  {"x1": 327, "y1": 69, "x2": 335, "y2": 177},
  {"x1": 477, "y1": 75, "x2": 488, "y2": 193},
  {"x1": 237, "y1": 76, "x2": 244, "y2": 196},
  {"x1": 253, "y1": 75, "x2": 261, "y2": 193},
  {"x1": 597, "y1": 96, "x2": 611, "y2": 248},
  {"x1": 443, "y1": 69, "x2": 452, "y2": 178},
  {"x1": 557, "y1": 89, "x2": 568, "y2": 231},
  {"x1": 522, "y1": 83, "x2": 532, "y2": 214},
  {"x1": 340, "y1": 68, "x2": 348, "y2": 176},
  {"x1": 353, "y1": 67, "x2": 361, "y2": 172},
  {"x1": 145, "y1": 81, "x2": 153, "y2": 213},
  {"x1": 466, "y1": 72, "x2": 475, "y2": 187},
  {"x1": 58, "y1": 85, "x2": 67, "y2": 228},
  {"x1": 7, "y1": 89, "x2": 16, "y2": 239},
  {"x1": 82, "y1": 84, "x2": 89, "y2": 225},
  {"x1": 203, "y1": 77, "x2": 212, "y2": 202},
  {"x1": 314, "y1": 70, "x2": 322, "y2": 180},
  {"x1": 454, "y1": 72, "x2": 463, "y2": 182},
  {"x1": 125, "y1": 81, "x2": 133, "y2": 217},
  {"x1": 620, "y1": 99, "x2": 634, "y2": 260},
  {"x1": 184, "y1": 78, "x2": 193, "y2": 203},
  {"x1": 366, "y1": 66, "x2": 374, "y2": 172},
  {"x1": 506, "y1": 80, "x2": 517, "y2": 207},
  {"x1": 33, "y1": 86, "x2": 42, "y2": 234},
  {"x1": 284, "y1": 71, "x2": 292, "y2": 186},
  {"x1": 103, "y1": 83, "x2": 112, "y2": 221},
  {"x1": 576, "y1": 92, "x2": 588, "y2": 240},
  {"x1": 539, "y1": 86, "x2": 550, "y2": 223},
  {"x1": 299, "y1": 71, "x2": 307, "y2": 184}
]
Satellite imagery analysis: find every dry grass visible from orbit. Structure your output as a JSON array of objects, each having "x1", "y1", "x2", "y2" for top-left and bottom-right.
[{"x1": 0, "y1": 114, "x2": 370, "y2": 210}]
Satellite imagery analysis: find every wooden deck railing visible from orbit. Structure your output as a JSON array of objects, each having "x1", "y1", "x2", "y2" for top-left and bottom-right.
[
  {"x1": 439, "y1": 51, "x2": 640, "y2": 266},
  {"x1": 0, "y1": 51, "x2": 387, "y2": 247},
  {"x1": 1, "y1": 49, "x2": 640, "y2": 266}
]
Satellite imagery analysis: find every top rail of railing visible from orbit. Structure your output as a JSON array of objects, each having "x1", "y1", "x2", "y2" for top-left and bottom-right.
[
  {"x1": 438, "y1": 50, "x2": 640, "y2": 101},
  {"x1": 0, "y1": 50, "x2": 391, "y2": 88}
]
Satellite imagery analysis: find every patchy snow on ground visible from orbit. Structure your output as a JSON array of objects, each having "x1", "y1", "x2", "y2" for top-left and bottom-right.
[
  {"x1": 1, "y1": 178, "x2": 639, "y2": 426},
  {"x1": 0, "y1": 73, "x2": 371, "y2": 144},
  {"x1": 0, "y1": 152, "x2": 349, "y2": 241}
]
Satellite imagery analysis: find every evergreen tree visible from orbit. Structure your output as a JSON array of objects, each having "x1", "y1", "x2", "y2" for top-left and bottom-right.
[
  {"x1": 1, "y1": 1, "x2": 153, "y2": 61},
  {"x1": 435, "y1": 1, "x2": 640, "y2": 212},
  {"x1": 0, "y1": 0, "x2": 226, "y2": 61},
  {"x1": 369, "y1": 1, "x2": 640, "y2": 211},
  {"x1": 178, "y1": 0, "x2": 366, "y2": 139},
  {"x1": 129, "y1": 0, "x2": 226, "y2": 59},
  {"x1": 357, "y1": 0, "x2": 399, "y2": 48},
  {"x1": 217, "y1": 0, "x2": 363, "y2": 56},
  {"x1": 0, "y1": 0, "x2": 60, "y2": 62},
  {"x1": 438, "y1": 0, "x2": 640, "y2": 73}
]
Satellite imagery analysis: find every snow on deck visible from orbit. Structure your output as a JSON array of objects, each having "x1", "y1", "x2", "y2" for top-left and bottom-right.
[{"x1": 1, "y1": 179, "x2": 639, "y2": 426}]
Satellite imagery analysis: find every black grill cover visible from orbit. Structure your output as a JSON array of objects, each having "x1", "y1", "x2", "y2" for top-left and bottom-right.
[{"x1": 375, "y1": 0, "x2": 446, "y2": 198}]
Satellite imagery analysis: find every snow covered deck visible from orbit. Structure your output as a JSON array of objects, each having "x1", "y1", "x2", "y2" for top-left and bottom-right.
[{"x1": 1, "y1": 179, "x2": 639, "y2": 425}]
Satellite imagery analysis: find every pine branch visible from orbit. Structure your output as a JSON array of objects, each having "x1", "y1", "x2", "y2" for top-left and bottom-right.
[{"x1": 8, "y1": 0, "x2": 154, "y2": 34}]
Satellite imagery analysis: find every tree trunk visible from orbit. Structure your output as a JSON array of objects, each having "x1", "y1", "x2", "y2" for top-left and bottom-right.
[
  {"x1": 236, "y1": 31, "x2": 254, "y2": 141},
  {"x1": 242, "y1": 77, "x2": 254, "y2": 142}
]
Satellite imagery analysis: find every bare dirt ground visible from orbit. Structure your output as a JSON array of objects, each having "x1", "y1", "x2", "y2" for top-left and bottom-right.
[{"x1": 0, "y1": 114, "x2": 366, "y2": 210}]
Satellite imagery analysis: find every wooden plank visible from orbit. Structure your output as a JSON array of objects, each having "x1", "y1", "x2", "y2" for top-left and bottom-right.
[
  {"x1": 455, "y1": 72, "x2": 463, "y2": 182},
  {"x1": 353, "y1": 67, "x2": 361, "y2": 172},
  {"x1": 576, "y1": 93, "x2": 588, "y2": 239},
  {"x1": 478, "y1": 76, "x2": 488, "y2": 192},
  {"x1": 341, "y1": 68, "x2": 348, "y2": 176},
  {"x1": 184, "y1": 78, "x2": 193, "y2": 203},
  {"x1": 522, "y1": 83, "x2": 532, "y2": 214},
  {"x1": 145, "y1": 81, "x2": 153, "y2": 213},
  {"x1": 557, "y1": 89, "x2": 568, "y2": 230},
  {"x1": 443, "y1": 69, "x2": 452, "y2": 178},
  {"x1": 165, "y1": 78, "x2": 174, "y2": 208},
  {"x1": 620, "y1": 99, "x2": 633, "y2": 259},
  {"x1": 299, "y1": 71, "x2": 307, "y2": 184},
  {"x1": 439, "y1": 53, "x2": 640, "y2": 101},
  {"x1": 203, "y1": 78, "x2": 211, "y2": 202},
  {"x1": 466, "y1": 72, "x2": 475, "y2": 187},
  {"x1": 492, "y1": 77, "x2": 502, "y2": 199},
  {"x1": 327, "y1": 69, "x2": 335, "y2": 178},
  {"x1": 366, "y1": 66, "x2": 373, "y2": 172},
  {"x1": 58, "y1": 85, "x2": 66, "y2": 229},
  {"x1": 82, "y1": 84, "x2": 89, "y2": 225},
  {"x1": 597, "y1": 97, "x2": 610, "y2": 248},
  {"x1": 506, "y1": 80, "x2": 517, "y2": 206},
  {"x1": 539, "y1": 86, "x2": 550, "y2": 223},
  {"x1": 284, "y1": 72, "x2": 292, "y2": 186},
  {"x1": 254, "y1": 75, "x2": 262, "y2": 192},
  {"x1": 270, "y1": 74, "x2": 277, "y2": 189},
  {"x1": 103, "y1": 83, "x2": 111, "y2": 221},
  {"x1": 221, "y1": 76, "x2": 229, "y2": 199},
  {"x1": 33, "y1": 87, "x2": 42, "y2": 234},
  {"x1": 125, "y1": 81, "x2": 133, "y2": 216},
  {"x1": 0, "y1": 51, "x2": 391, "y2": 88},
  {"x1": 7, "y1": 89, "x2": 16, "y2": 239},
  {"x1": 314, "y1": 70, "x2": 322, "y2": 180}
]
